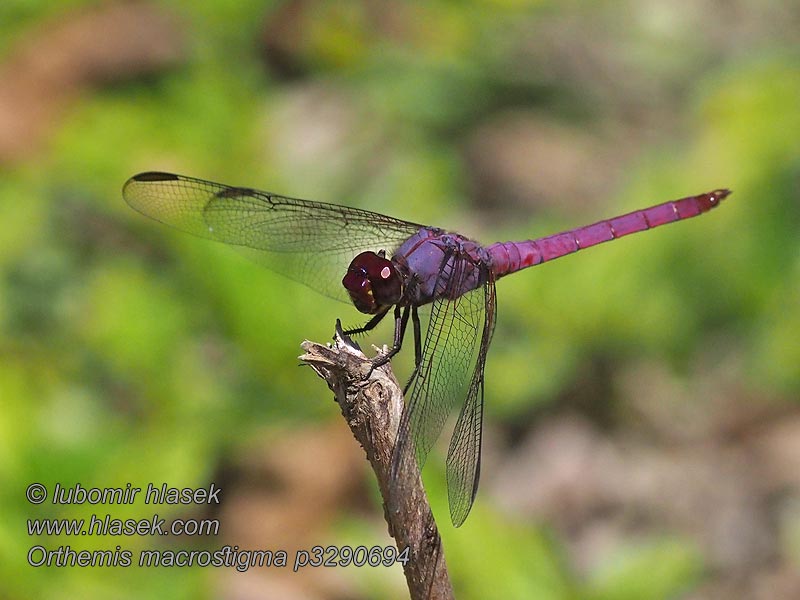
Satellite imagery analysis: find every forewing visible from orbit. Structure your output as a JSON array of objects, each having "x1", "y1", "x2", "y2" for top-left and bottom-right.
[
  {"x1": 122, "y1": 172, "x2": 423, "y2": 302},
  {"x1": 446, "y1": 276, "x2": 496, "y2": 526},
  {"x1": 391, "y1": 253, "x2": 491, "y2": 526}
]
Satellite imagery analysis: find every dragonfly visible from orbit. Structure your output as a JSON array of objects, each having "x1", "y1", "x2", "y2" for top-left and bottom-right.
[{"x1": 123, "y1": 172, "x2": 729, "y2": 526}]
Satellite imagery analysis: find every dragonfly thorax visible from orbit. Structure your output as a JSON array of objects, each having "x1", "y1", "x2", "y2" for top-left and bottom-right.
[{"x1": 342, "y1": 251, "x2": 403, "y2": 314}]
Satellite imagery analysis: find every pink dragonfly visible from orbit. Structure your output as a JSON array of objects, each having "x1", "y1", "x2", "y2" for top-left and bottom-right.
[{"x1": 124, "y1": 172, "x2": 729, "y2": 526}]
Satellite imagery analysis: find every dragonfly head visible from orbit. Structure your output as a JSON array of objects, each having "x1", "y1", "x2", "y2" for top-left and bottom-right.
[{"x1": 342, "y1": 251, "x2": 402, "y2": 314}]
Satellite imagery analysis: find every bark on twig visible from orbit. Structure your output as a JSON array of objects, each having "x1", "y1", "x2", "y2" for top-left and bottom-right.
[{"x1": 300, "y1": 324, "x2": 453, "y2": 600}]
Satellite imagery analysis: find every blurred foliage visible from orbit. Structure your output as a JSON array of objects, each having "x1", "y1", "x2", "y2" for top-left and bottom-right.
[{"x1": 1, "y1": 0, "x2": 798, "y2": 599}]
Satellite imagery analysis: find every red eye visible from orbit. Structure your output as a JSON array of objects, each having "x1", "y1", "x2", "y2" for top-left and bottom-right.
[{"x1": 342, "y1": 251, "x2": 402, "y2": 314}]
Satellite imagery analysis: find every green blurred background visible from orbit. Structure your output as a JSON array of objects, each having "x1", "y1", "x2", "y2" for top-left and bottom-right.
[{"x1": 2, "y1": 1, "x2": 798, "y2": 598}]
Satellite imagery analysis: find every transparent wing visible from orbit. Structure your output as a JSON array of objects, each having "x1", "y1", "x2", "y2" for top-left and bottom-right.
[
  {"x1": 122, "y1": 172, "x2": 424, "y2": 303},
  {"x1": 391, "y1": 252, "x2": 495, "y2": 526},
  {"x1": 446, "y1": 276, "x2": 496, "y2": 526}
]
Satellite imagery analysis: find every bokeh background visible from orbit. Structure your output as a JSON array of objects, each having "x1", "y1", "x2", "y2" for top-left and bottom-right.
[{"x1": 2, "y1": 1, "x2": 798, "y2": 599}]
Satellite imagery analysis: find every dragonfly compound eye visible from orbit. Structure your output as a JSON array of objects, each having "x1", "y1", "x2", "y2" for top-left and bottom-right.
[{"x1": 342, "y1": 251, "x2": 402, "y2": 314}]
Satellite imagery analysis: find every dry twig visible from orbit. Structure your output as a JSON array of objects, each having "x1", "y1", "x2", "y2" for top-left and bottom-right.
[{"x1": 300, "y1": 324, "x2": 454, "y2": 600}]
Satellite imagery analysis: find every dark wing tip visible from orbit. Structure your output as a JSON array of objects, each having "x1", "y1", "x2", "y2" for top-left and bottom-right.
[
  {"x1": 130, "y1": 171, "x2": 180, "y2": 182},
  {"x1": 123, "y1": 172, "x2": 183, "y2": 203},
  {"x1": 215, "y1": 186, "x2": 255, "y2": 199},
  {"x1": 126, "y1": 172, "x2": 181, "y2": 184}
]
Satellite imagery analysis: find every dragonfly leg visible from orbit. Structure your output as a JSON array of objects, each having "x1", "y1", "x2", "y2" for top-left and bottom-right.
[
  {"x1": 371, "y1": 304, "x2": 410, "y2": 370},
  {"x1": 412, "y1": 306, "x2": 422, "y2": 367},
  {"x1": 342, "y1": 306, "x2": 390, "y2": 336},
  {"x1": 402, "y1": 306, "x2": 422, "y2": 394}
]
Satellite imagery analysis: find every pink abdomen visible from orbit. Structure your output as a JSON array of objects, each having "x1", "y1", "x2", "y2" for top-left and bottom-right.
[{"x1": 488, "y1": 188, "x2": 730, "y2": 277}]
